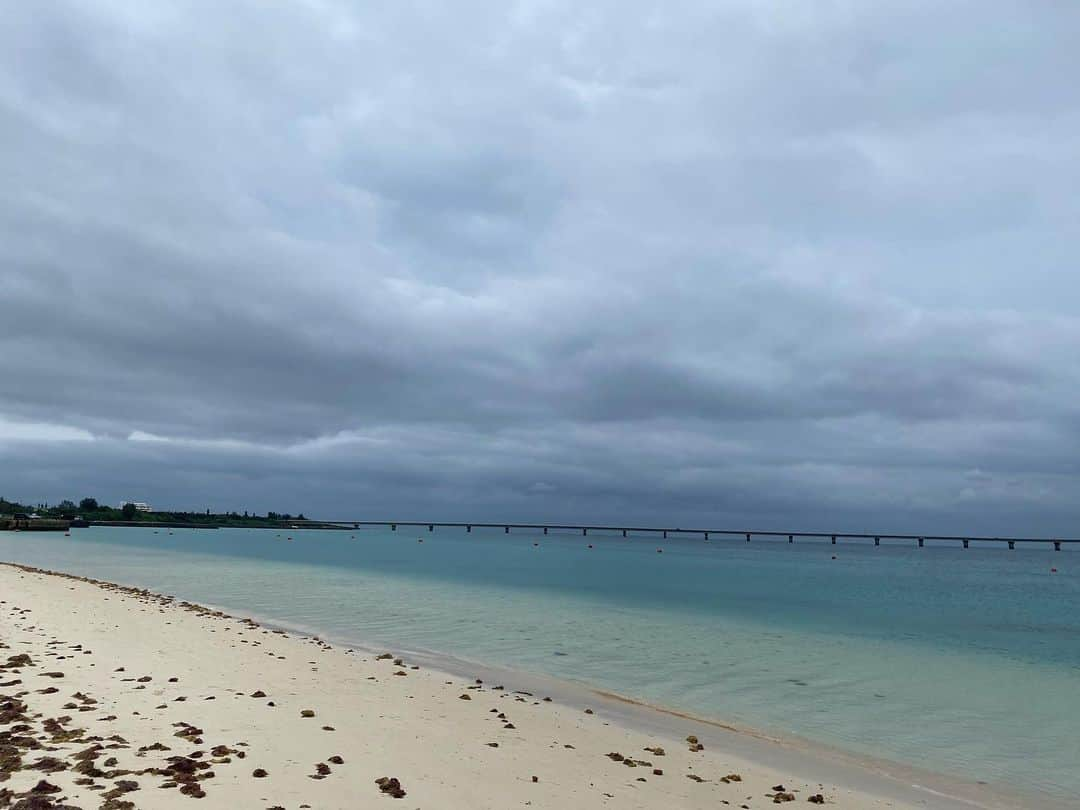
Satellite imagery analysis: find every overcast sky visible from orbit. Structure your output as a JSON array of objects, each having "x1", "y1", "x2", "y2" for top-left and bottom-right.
[{"x1": 2, "y1": 1, "x2": 1079, "y2": 533}]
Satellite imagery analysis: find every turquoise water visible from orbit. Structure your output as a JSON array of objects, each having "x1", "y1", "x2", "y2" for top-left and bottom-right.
[{"x1": 1, "y1": 526, "x2": 1077, "y2": 799}]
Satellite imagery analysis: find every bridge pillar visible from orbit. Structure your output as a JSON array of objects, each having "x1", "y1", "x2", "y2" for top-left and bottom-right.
[
  {"x1": 831, "y1": 535, "x2": 836, "y2": 545},
  {"x1": 504, "y1": 526, "x2": 509, "y2": 534},
  {"x1": 704, "y1": 532, "x2": 708, "y2": 540},
  {"x1": 874, "y1": 536, "x2": 880, "y2": 546},
  {"x1": 623, "y1": 529, "x2": 627, "y2": 537},
  {"x1": 663, "y1": 530, "x2": 667, "y2": 539},
  {"x1": 746, "y1": 533, "x2": 751, "y2": 543},
  {"x1": 428, "y1": 524, "x2": 433, "y2": 532},
  {"x1": 467, "y1": 525, "x2": 471, "y2": 533},
  {"x1": 543, "y1": 527, "x2": 548, "y2": 535},
  {"x1": 1054, "y1": 541, "x2": 1061, "y2": 551},
  {"x1": 788, "y1": 534, "x2": 793, "y2": 543},
  {"x1": 1008, "y1": 541, "x2": 1015, "y2": 550},
  {"x1": 583, "y1": 528, "x2": 587, "y2": 536},
  {"x1": 918, "y1": 537, "x2": 924, "y2": 548},
  {"x1": 391, "y1": 524, "x2": 396, "y2": 531},
  {"x1": 963, "y1": 539, "x2": 969, "y2": 549}
]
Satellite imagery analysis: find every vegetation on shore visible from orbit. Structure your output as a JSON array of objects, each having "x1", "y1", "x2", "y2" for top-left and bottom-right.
[{"x1": 0, "y1": 496, "x2": 314, "y2": 528}]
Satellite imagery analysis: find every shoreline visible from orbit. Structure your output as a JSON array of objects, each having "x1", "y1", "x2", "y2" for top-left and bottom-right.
[
  {"x1": 0, "y1": 561, "x2": 1049, "y2": 809},
  {"x1": 244, "y1": 615, "x2": 1042, "y2": 810}
]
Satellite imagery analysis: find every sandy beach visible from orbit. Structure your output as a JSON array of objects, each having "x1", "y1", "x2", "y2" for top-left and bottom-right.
[{"x1": 0, "y1": 562, "x2": 1020, "y2": 810}]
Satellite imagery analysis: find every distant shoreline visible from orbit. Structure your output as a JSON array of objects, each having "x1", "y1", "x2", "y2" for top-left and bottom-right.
[{"x1": 81, "y1": 519, "x2": 354, "y2": 530}]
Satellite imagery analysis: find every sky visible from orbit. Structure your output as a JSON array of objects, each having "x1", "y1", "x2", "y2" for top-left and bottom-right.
[{"x1": 2, "y1": 1, "x2": 1079, "y2": 534}]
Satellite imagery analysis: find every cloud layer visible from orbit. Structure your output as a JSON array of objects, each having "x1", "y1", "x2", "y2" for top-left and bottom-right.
[{"x1": 2, "y1": 1, "x2": 1079, "y2": 533}]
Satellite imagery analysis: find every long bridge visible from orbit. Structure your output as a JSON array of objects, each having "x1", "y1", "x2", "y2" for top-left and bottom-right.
[{"x1": 323, "y1": 521, "x2": 1076, "y2": 550}]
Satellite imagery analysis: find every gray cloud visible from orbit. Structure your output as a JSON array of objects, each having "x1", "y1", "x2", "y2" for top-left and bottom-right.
[{"x1": 2, "y1": 0, "x2": 1079, "y2": 534}]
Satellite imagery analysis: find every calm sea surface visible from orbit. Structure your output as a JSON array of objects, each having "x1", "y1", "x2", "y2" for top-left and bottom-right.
[{"x1": 1, "y1": 526, "x2": 1077, "y2": 799}]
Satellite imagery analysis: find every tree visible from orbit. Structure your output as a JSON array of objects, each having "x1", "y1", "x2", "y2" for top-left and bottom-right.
[
  {"x1": 121, "y1": 502, "x2": 138, "y2": 521},
  {"x1": 79, "y1": 498, "x2": 99, "y2": 512}
]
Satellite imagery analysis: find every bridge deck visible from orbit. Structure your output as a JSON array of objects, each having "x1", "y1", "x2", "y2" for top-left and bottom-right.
[{"x1": 325, "y1": 521, "x2": 1076, "y2": 547}]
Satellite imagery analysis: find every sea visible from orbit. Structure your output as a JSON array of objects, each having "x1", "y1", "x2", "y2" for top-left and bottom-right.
[{"x1": 1, "y1": 525, "x2": 1077, "y2": 802}]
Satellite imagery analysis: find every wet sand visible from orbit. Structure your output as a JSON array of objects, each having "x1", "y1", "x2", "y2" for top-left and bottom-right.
[{"x1": 0, "y1": 562, "x2": 1031, "y2": 809}]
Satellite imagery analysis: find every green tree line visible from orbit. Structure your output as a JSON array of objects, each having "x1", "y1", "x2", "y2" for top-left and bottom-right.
[{"x1": 1, "y1": 497, "x2": 307, "y2": 526}]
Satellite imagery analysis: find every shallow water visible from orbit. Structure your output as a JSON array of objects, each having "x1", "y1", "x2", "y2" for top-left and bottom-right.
[{"x1": 1, "y1": 526, "x2": 1077, "y2": 800}]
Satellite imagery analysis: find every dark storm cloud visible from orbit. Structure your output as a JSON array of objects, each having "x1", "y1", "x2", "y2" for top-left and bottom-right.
[{"x1": 2, "y1": 0, "x2": 1079, "y2": 533}]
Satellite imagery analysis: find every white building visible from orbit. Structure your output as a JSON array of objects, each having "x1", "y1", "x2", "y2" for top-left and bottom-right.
[{"x1": 120, "y1": 501, "x2": 153, "y2": 512}]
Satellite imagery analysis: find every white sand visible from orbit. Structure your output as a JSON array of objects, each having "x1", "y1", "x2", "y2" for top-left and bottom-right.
[{"x1": 0, "y1": 563, "x2": 1017, "y2": 809}]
